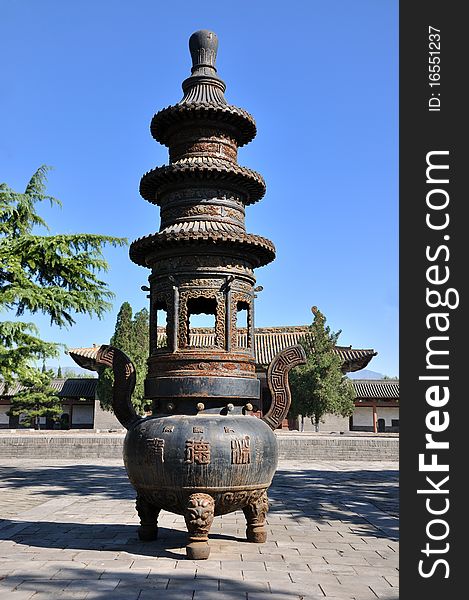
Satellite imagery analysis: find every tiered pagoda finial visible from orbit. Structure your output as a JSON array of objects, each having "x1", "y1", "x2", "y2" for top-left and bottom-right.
[
  {"x1": 181, "y1": 30, "x2": 227, "y2": 105},
  {"x1": 129, "y1": 29, "x2": 275, "y2": 410}
]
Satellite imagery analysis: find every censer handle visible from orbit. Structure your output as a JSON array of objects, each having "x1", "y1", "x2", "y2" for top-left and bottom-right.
[
  {"x1": 93, "y1": 345, "x2": 141, "y2": 430},
  {"x1": 261, "y1": 345, "x2": 307, "y2": 431}
]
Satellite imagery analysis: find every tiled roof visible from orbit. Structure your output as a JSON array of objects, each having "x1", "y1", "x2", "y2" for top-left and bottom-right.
[
  {"x1": 150, "y1": 102, "x2": 257, "y2": 148},
  {"x1": 129, "y1": 230, "x2": 276, "y2": 268},
  {"x1": 251, "y1": 327, "x2": 376, "y2": 371},
  {"x1": 139, "y1": 157, "x2": 266, "y2": 205},
  {"x1": 0, "y1": 378, "x2": 98, "y2": 399},
  {"x1": 159, "y1": 220, "x2": 244, "y2": 235},
  {"x1": 68, "y1": 326, "x2": 376, "y2": 373},
  {"x1": 352, "y1": 379, "x2": 399, "y2": 400}
]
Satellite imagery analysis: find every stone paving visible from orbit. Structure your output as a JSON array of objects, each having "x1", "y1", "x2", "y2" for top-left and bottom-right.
[{"x1": 0, "y1": 459, "x2": 399, "y2": 600}]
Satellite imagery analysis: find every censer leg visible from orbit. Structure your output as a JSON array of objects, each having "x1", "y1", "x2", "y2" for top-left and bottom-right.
[
  {"x1": 184, "y1": 493, "x2": 215, "y2": 560},
  {"x1": 243, "y1": 490, "x2": 269, "y2": 543},
  {"x1": 136, "y1": 494, "x2": 160, "y2": 541}
]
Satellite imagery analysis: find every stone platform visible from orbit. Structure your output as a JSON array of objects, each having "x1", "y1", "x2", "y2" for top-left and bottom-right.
[
  {"x1": 0, "y1": 458, "x2": 398, "y2": 599},
  {"x1": 0, "y1": 432, "x2": 399, "y2": 461}
]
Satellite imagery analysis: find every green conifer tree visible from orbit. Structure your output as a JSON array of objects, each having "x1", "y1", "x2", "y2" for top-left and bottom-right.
[
  {"x1": 97, "y1": 302, "x2": 149, "y2": 414},
  {"x1": 1, "y1": 166, "x2": 126, "y2": 428},
  {"x1": 131, "y1": 307, "x2": 150, "y2": 411},
  {"x1": 289, "y1": 307, "x2": 356, "y2": 431}
]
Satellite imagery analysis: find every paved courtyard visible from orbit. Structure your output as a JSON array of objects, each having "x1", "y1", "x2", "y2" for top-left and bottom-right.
[{"x1": 0, "y1": 458, "x2": 399, "y2": 600}]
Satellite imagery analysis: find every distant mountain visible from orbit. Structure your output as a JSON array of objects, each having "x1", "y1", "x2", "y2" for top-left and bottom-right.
[
  {"x1": 347, "y1": 369, "x2": 386, "y2": 380},
  {"x1": 47, "y1": 365, "x2": 97, "y2": 378}
]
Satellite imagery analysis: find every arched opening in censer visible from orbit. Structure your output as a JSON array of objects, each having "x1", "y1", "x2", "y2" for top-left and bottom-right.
[
  {"x1": 236, "y1": 300, "x2": 250, "y2": 348},
  {"x1": 187, "y1": 296, "x2": 217, "y2": 346},
  {"x1": 155, "y1": 301, "x2": 168, "y2": 349}
]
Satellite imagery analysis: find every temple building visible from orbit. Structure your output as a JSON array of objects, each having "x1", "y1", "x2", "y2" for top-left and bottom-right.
[
  {"x1": 350, "y1": 378, "x2": 399, "y2": 433},
  {"x1": 0, "y1": 326, "x2": 398, "y2": 432},
  {"x1": 0, "y1": 378, "x2": 97, "y2": 430}
]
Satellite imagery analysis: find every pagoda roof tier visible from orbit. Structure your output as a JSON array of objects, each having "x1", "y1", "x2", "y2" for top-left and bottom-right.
[
  {"x1": 150, "y1": 102, "x2": 257, "y2": 148},
  {"x1": 129, "y1": 230, "x2": 275, "y2": 268},
  {"x1": 140, "y1": 157, "x2": 265, "y2": 205},
  {"x1": 158, "y1": 219, "x2": 244, "y2": 236}
]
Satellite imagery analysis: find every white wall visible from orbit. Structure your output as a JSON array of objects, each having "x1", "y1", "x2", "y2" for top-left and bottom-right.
[
  {"x1": 353, "y1": 406, "x2": 373, "y2": 426},
  {"x1": 0, "y1": 405, "x2": 10, "y2": 424},
  {"x1": 353, "y1": 405, "x2": 399, "y2": 428},
  {"x1": 379, "y1": 406, "x2": 399, "y2": 425},
  {"x1": 71, "y1": 404, "x2": 94, "y2": 425}
]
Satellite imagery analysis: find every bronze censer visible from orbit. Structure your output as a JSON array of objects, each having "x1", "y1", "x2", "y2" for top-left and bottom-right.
[{"x1": 72, "y1": 30, "x2": 305, "y2": 559}]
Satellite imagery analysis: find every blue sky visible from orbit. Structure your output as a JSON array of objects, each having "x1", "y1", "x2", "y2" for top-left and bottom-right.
[{"x1": 1, "y1": 0, "x2": 398, "y2": 376}]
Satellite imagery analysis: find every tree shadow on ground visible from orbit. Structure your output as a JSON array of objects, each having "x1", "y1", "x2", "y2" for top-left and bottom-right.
[
  {"x1": 0, "y1": 517, "x2": 399, "y2": 599},
  {"x1": 0, "y1": 563, "x2": 342, "y2": 600},
  {"x1": 0, "y1": 463, "x2": 134, "y2": 500},
  {"x1": 270, "y1": 468, "x2": 399, "y2": 541},
  {"x1": 0, "y1": 518, "x2": 244, "y2": 559},
  {"x1": 0, "y1": 520, "x2": 198, "y2": 559},
  {"x1": 0, "y1": 463, "x2": 399, "y2": 542}
]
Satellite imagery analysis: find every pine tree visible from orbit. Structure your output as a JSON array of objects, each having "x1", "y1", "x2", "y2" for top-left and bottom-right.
[
  {"x1": 1, "y1": 166, "x2": 126, "y2": 428},
  {"x1": 131, "y1": 307, "x2": 150, "y2": 410},
  {"x1": 97, "y1": 302, "x2": 149, "y2": 414},
  {"x1": 9, "y1": 367, "x2": 61, "y2": 429},
  {"x1": 289, "y1": 307, "x2": 356, "y2": 431},
  {"x1": 57, "y1": 365, "x2": 63, "y2": 378}
]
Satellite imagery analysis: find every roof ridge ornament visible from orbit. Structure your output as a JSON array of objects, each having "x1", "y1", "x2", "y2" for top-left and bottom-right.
[{"x1": 180, "y1": 30, "x2": 227, "y2": 105}]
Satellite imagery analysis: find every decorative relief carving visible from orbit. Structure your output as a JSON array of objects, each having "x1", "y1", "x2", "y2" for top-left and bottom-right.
[
  {"x1": 150, "y1": 360, "x2": 255, "y2": 375},
  {"x1": 193, "y1": 426, "x2": 204, "y2": 434},
  {"x1": 178, "y1": 290, "x2": 225, "y2": 349},
  {"x1": 160, "y1": 202, "x2": 245, "y2": 232},
  {"x1": 136, "y1": 487, "x2": 269, "y2": 517},
  {"x1": 170, "y1": 139, "x2": 237, "y2": 163},
  {"x1": 243, "y1": 490, "x2": 269, "y2": 542},
  {"x1": 162, "y1": 425, "x2": 174, "y2": 433},
  {"x1": 231, "y1": 291, "x2": 253, "y2": 349},
  {"x1": 231, "y1": 436, "x2": 251, "y2": 464},
  {"x1": 151, "y1": 290, "x2": 174, "y2": 353},
  {"x1": 160, "y1": 187, "x2": 244, "y2": 205},
  {"x1": 136, "y1": 487, "x2": 269, "y2": 519},
  {"x1": 222, "y1": 206, "x2": 244, "y2": 221},
  {"x1": 244, "y1": 490, "x2": 269, "y2": 523},
  {"x1": 255, "y1": 441, "x2": 265, "y2": 465},
  {"x1": 218, "y1": 488, "x2": 266, "y2": 514},
  {"x1": 168, "y1": 127, "x2": 237, "y2": 146},
  {"x1": 144, "y1": 438, "x2": 165, "y2": 464},
  {"x1": 162, "y1": 204, "x2": 221, "y2": 221},
  {"x1": 231, "y1": 280, "x2": 253, "y2": 293},
  {"x1": 185, "y1": 493, "x2": 215, "y2": 540},
  {"x1": 179, "y1": 278, "x2": 223, "y2": 289},
  {"x1": 162, "y1": 204, "x2": 244, "y2": 221},
  {"x1": 185, "y1": 439, "x2": 211, "y2": 464},
  {"x1": 224, "y1": 426, "x2": 235, "y2": 434},
  {"x1": 150, "y1": 255, "x2": 255, "y2": 277},
  {"x1": 144, "y1": 489, "x2": 181, "y2": 511},
  {"x1": 262, "y1": 345, "x2": 307, "y2": 431}
]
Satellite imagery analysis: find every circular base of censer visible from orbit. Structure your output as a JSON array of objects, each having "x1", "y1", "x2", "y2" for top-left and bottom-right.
[{"x1": 125, "y1": 414, "x2": 276, "y2": 558}]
